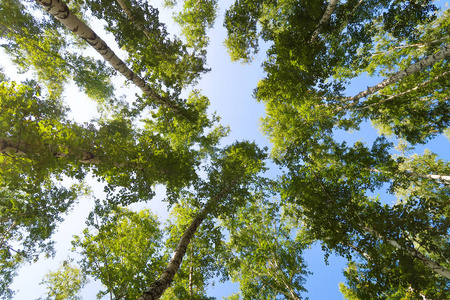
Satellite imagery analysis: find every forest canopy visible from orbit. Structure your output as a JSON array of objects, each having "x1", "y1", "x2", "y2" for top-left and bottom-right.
[{"x1": 1, "y1": 0, "x2": 449, "y2": 299}]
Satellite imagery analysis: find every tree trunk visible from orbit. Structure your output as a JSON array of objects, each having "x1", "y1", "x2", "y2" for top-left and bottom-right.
[
  {"x1": 364, "y1": 226, "x2": 450, "y2": 280},
  {"x1": 346, "y1": 44, "x2": 450, "y2": 107},
  {"x1": 370, "y1": 167, "x2": 450, "y2": 183},
  {"x1": 1, "y1": 137, "x2": 100, "y2": 164},
  {"x1": 34, "y1": 0, "x2": 181, "y2": 112},
  {"x1": 408, "y1": 172, "x2": 450, "y2": 183},
  {"x1": 310, "y1": 0, "x2": 339, "y2": 42},
  {"x1": 188, "y1": 243, "x2": 193, "y2": 299},
  {"x1": 138, "y1": 181, "x2": 236, "y2": 300},
  {"x1": 355, "y1": 70, "x2": 450, "y2": 111}
]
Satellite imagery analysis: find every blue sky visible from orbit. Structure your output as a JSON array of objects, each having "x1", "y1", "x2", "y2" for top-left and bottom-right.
[{"x1": 4, "y1": 0, "x2": 450, "y2": 299}]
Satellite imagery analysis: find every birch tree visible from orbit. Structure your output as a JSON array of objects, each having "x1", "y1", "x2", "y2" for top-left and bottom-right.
[
  {"x1": 221, "y1": 195, "x2": 311, "y2": 300},
  {"x1": 34, "y1": 0, "x2": 183, "y2": 111},
  {"x1": 228, "y1": 0, "x2": 450, "y2": 294},
  {"x1": 38, "y1": 261, "x2": 88, "y2": 300},
  {"x1": 0, "y1": 0, "x2": 114, "y2": 100},
  {"x1": 2, "y1": 0, "x2": 450, "y2": 299},
  {"x1": 72, "y1": 208, "x2": 166, "y2": 299}
]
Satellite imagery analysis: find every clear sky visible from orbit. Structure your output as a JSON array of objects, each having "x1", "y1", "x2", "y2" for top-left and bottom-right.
[{"x1": 4, "y1": 0, "x2": 450, "y2": 299}]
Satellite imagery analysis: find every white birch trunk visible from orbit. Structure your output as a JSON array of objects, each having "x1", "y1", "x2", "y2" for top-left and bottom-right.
[
  {"x1": 410, "y1": 173, "x2": 450, "y2": 183},
  {"x1": 1, "y1": 137, "x2": 26, "y2": 156},
  {"x1": 370, "y1": 167, "x2": 450, "y2": 183},
  {"x1": 138, "y1": 181, "x2": 236, "y2": 300},
  {"x1": 310, "y1": 0, "x2": 339, "y2": 42},
  {"x1": 364, "y1": 226, "x2": 450, "y2": 280},
  {"x1": 34, "y1": 0, "x2": 180, "y2": 112},
  {"x1": 356, "y1": 70, "x2": 450, "y2": 111},
  {"x1": 347, "y1": 44, "x2": 450, "y2": 106},
  {"x1": 1, "y1": 137, "x2": 100, "y2": 164}
]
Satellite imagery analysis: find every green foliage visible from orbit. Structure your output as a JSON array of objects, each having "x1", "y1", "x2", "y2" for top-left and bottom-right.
[
  {"x1": 236, "y1": 0, "x2": 450, "y2": 298},
  {"x1": 221, "y1": 196, "x2": 311, "y2": 299},
  {"x1": 0, "y1": 0, "x2": 114, "y2": 100},
  {"x1": 142, "y1": 90, "x2": 229, "y2": 156},
  {"x1": 72, "y1": 207, "x2": 166, "y2": 299},
  {"x1": 168, "y1": 0, "x2": 218, "y2": 50},
  {"x1": 2, "y1": 0, "x2": 450, "y2": 299},
  {"x1": 349, "y1": 10, "x2": 450, "y2": 144},
  {"x1": 77, "y1": 0, "x2": 209, "y2": 92},
  {"x1": 0, "y1": 79, "x2": 87, "y2": 299},
  {"x1": 0, "y1": 66, "x2": 7, "y2": 82},
  {"x1": 223, "y1": 0, "x2": 265, "y2": 63},
  {"x1": 341, "y1": 253, "x2": 450, "y2": 299},
  {"x1": 39, "y1": 260, "x2": 88, "y2": 300}
]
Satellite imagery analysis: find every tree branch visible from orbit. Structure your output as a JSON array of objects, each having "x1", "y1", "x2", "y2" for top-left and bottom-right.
[
  {"x1": 344, "y1": 44, "x2": 450, "y2": 109},
  {"x1": 34, "y1": 0, "x2": 184, "y2": 114},
  {"x1": 364, "y1": 226, "x2": 450, "y2": 280},
  {"x1": 310, "y1": 0, "x2": 339, "y2": 43},
  {"x1": 355, "y1": 70, "x2": 450, "y2": 111}
]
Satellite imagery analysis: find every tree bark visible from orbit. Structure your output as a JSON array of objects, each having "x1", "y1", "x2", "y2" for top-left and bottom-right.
[
  {"x1": 1, "y1": 137, "x2": 100, "y2": 164},
  {"x1": 34, "y1": 0, "x2": 181, "y2": 112},
  {"x1": 310, "y1": 0, "x2": 339, "y2": 42},
  {"x1": 1, "y1": 137, "x2": 26, "y2": 156},
  {"x1": 346, "y1": 44, "x2": 450, "y2": 107},
  {"x1": 364, "y1": 226, "x2": 450, "y2": 280},
  {"x1": 355, "y1": 70, "x2": 450, "y2": 111},
  {"x1": 188, "y1": 242, "x2": 194, "y2": 299},
  {"x1": 370, "y1": 167, "x2": 450, "y2": 183},
  {"x1": 138, "y1": 181, "x2": 236, "y2": 300},
  {"x1": 407, "y1": 172, "x2": 450, "y2": 183}
]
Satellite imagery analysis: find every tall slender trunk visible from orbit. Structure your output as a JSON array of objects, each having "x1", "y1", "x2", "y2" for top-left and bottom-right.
[
  {"x1": 310, "y1": 0, "x2": 339, "y2": 42},
  {"x1": 1, "y1": 137, "x2": 100, "y2": 164},
  {"x1": 34, "y1": 0, "x2": 182, "y2": 113},
  {"x1": 370, "y1": 167, "x2": 450, "y2": 183},
  {"x1": 138, "y1": 181, "x2": 236, "y2": 300},
  {"x1": 407, "y1": 172, "x2": 450, "y2": 183},
  {"x1": 344, "y1": 44, "x2": 450, "y2": 108},
  {"x1": 189, "y1": 245, "x2": 193, "y2": 299},
  {"x1": 355, "y1": 70, "x2": 450, "y2": 111},
  {"x1": 364, "y1": 226, "x2": 450, "y2": 279}
]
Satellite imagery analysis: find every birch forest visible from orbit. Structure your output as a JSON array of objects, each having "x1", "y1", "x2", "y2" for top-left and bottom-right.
[{"x1": 1, "y1": 0, "x2": 449, "y2": 299}]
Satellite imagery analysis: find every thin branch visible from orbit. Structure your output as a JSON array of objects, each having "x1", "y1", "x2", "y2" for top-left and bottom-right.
[
  {"x1": 267, "y1": 258, "x2": 302, "y2": 300},
  {"x1": 370, "y1": 37, "x2": 449, "y2": 57},
  {"x1": 247, "y1": 266, "x2": 294, "y2": 299},
  {"x1": 347, "y1": 242, "x2": 371, "y2": 260},
  {"x1": 115, "y1": 0, "x2": 153, "y2": 41},
  {"x1": 0, "y1": 221, "x2": 17, "y2": 250}
]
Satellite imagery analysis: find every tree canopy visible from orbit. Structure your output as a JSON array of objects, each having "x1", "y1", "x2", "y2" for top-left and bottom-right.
[{"x1": 1, "y1": 0, "x2": 449, "y2": 299}]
